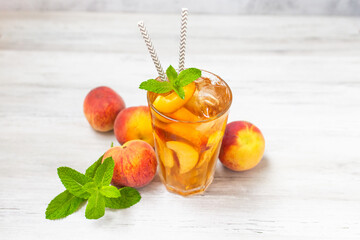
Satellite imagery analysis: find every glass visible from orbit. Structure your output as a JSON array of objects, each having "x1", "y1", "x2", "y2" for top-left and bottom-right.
[{"x1": 147, "y1": 70, "x2": 232, "y2": 196}]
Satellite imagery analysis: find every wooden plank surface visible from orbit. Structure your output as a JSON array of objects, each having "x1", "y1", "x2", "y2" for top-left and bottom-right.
[{"x1": 0, "y1": 12, "x2": 359, "y2": 239}]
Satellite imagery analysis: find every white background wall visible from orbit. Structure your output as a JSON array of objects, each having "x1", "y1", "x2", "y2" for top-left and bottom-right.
[{"x1": 0, "y1": 0, "x2": 359, "y2": 15}]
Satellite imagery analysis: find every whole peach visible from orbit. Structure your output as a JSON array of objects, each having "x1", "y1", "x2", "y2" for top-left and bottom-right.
[
  {"x1": 102, "y1": 140, "x2": 157, "y2": 188},
  {"x1": 114, "y1": 106, "x2": 154, "y2": 147},
  {"x1": 219, "y1": 121, "x2": 265, "y2": 171},
  {"x1": 83, "y1": 86, "x2": 125, "y2": 132}
]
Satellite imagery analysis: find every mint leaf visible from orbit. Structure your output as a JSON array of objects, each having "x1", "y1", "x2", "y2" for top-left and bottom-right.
[
  {"x1": 85, "y1": 155, "x2": 103, "y2": 178},
  {"x1": 105, "y1": 187, "x2": 141, "y2": 209},
  {"x1": 139, "y1": 79, "x2": 173, "y2": 93},
  {"x1": 57, "y1": 167, "x2": 93, "y2": 199},
  {"x1": 100, "y1": 186, "x2": 121, "y2": 198},
  {"x1": 85, "y1": 190, "x2": 105, "y2": 219},
  {"x1": 176, "y1": 68, "x2": 201, "y2": 87},
  {"x1": 94, "y1": 157, "x2": 114, "y2": 187},
  {"x1": 45, "y1": 190, "x2": 84, "y2": 220},
  {"x1": 166, "y1": 65, "x2": 178, "y2": 85},
  {"x1": 83, "y1": 182, "x2": 98, "y2": 194},
  {"x1": 172, "y1": 84, "x2": 185, "y2": 99},
  {"x1": 139, "y1": 65, "x2": 201, "y2": 99}
]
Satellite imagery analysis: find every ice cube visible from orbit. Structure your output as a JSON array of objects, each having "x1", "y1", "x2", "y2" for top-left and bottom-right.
[{"x1": 185, "y1": 77, "x2": 230, "y2": 118}]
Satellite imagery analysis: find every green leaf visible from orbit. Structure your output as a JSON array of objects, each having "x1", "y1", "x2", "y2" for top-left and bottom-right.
[
  {"x1": 83, "y1": 182, "x2": 98, "y2": 194},
  {"x1": 172, "y1": 85, "x2": 185, "y2": 99},
  {"x1": 45, "y1": 190, "x2": 84, "y2": 220},
  {"x1": 100, "y1": 186, "x2": 121, "y2": 198},
  {"x1": 139, "y1": 66, "x2": 201, "y2": 100},
  {"x1": 85, "y1": 154, "x2": 104, "y2": 178},
  {"x1": 57, "y1": 167, "x2": 93, "y2": 199},
  {"x1": 176, "y1": 68, "x2": 201, "y2": 87},
  {"x1": 94, "y1": 157, "x2": 114, "y2": 187},
  {"x1": 166, "y1": 65, "x2": 178, "y2": 85},
  {"x1": 85, "y1": 190, "x2": 105, "y2": 219},
  {"x1": 139, "y1": 79, "x2": 173, "y2": 93},
  {"x1": 105, "y1": 187, "x2": 141, "y2": 209},
  {"x1": 110, "y1": 142, "x2": 114, "y2": 148}
]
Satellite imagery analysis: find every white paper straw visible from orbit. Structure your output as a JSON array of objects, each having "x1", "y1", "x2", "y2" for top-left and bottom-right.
[
  {"x1": 178, "y1": 8, "x2": 188, "y2": 72},
  {"x1": 138, "y1": 21, "x2": 166, "y2": 81}
]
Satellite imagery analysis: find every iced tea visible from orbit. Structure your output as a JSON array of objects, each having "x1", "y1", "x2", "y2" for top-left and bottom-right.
[{"x1": 147, "y1": 70, "x2": 232, "y2": 196}]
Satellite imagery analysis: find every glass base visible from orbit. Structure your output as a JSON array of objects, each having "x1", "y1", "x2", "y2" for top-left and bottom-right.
[{"x1": 162, "y1": 176, "x2": 214, "y2": 196}]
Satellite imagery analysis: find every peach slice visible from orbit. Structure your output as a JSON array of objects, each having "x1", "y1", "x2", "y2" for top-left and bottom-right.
[
  {"x1": 197, "y1": 131, "x2": 224, "y2": 167},
  {"x1": 154, "y1": 133, "x2": 174, "y2": 168},
  {"x1": 166, "y1": 141, "x2": 199, "y2": 174},
  {"x1": 169, "y1": 107, "x2": 202, "y2": 122},
  {"x1": 158, "y1": 122, "x2": 207, "y2": 149},
  {"x1": 151, "y1": 109, "x2": 172, "y2": 124},
  {"x1": 153, "y1": 82, "x2": 196, "y2": 113},
  {"x1": 163, "y1": 148, "x2": 175, "y2": 168},
  {"x1": 151, "y1": 107, "x2": 200, "y2": 124}
]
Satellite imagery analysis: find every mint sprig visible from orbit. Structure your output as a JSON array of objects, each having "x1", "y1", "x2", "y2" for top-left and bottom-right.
[
  {"x1": 45, "y1": 155, "x2": 141, "y2": 220},
  {"x1": 93, "y1": 157, "x2": 114, "y2": 187},
  {"x1": 166, "y1": 65, "x2": 178, "y2": 85},
  {"x1": 100, "y1": 186, "x2": 121, "y2": 198},
  {"x1": 57, "y1": 167, "x2": 93, "y2": 199},
  {"x1": 45, "y1": 190, "x2": 84, "y2": 220},
  {"x1": 85, "y1": 190, "x2": 105, "y2": 219},
  {"x1": 139, "y1": 79, "x2": 173, "y2": 94},
  {"x1": 139, "y1": 65, "x2": 201, "y2": 99},
  {"x1": 105, "y1": 187, "x2": 141, "y2": 209},
  {"x1": 85, "y1": 155, "x2": 103, "y2": 178}
]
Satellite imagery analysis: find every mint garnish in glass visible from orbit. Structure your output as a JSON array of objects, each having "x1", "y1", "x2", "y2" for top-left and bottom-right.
[{"x1": 139, "y1": 65, "x2": 201, "y2": 99}]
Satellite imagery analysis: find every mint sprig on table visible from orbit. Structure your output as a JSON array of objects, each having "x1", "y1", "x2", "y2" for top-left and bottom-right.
[
  {"x1": 139, "y1": 65, "x2": 201, "y2": 99},
  {"x1": 45, "y1": 155, "x2": 141, "y2": 220}
]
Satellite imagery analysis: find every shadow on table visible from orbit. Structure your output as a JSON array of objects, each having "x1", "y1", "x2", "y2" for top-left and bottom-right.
[
  {"x1": 204, "y1": 155, "x2": 271, "y2": 196},
  {"x1": 136, "y1": 155, "x2": 272, "y2": 198},
  {"x1": 96, "y1": 157, "x2": 271, "y2": 223},
  {"x1": 91, "y1": 128, "x2": 115, "y2": 137}
]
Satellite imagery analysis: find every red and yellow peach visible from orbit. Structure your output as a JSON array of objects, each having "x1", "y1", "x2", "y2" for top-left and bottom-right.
[
  {"x1": 83, "y1": 86, "x2": 125, "y2": 132},
  {"x1": 102, "y1": 140, "x2": 157, "y2": 188},
  {"x1": 219, "y1": 121, "x2": 265, "y2": 171},
  {"x1": 114, "y1": 106, "x2": 154, "y2": 147}
]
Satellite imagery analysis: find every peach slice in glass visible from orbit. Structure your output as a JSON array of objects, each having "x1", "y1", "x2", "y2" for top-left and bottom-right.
[
  {"x1": 166, "y1": 141, "x2": 199, "y2": 174},
  {"x1": 162, "y1": 147, "x2": 174, "y2": 168},
  {"x1": 197, "y1": 131, "x2": 224, "y2": 167},
  {"x1": 153, "y1": 106, "x2": 201, "y2": 124},
  {"x1": 153, "y1": 82, "x2": 196, "y2": 113},
  {"x1": 158, "y1": 122, "x2": 207, "y2": 149},
  {"x1": 154, "y1": 133, "x2": 174, "y2": 168},
  {"x1": 169, "y1": 107, "x2": 202, "y2": 122}
]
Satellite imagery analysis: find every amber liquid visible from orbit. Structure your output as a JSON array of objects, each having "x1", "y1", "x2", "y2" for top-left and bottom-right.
[{"x1": 148, "y1": 72, "x2": 232, "y2": 196}]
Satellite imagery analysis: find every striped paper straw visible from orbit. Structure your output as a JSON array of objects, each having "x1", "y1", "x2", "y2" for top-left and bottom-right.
[
  {"x1": 137, "y1": 21, "x2": 166, "y2": 81},
  {"x1": 178, "y1": 8, "x2": 188, "y2": 72}
]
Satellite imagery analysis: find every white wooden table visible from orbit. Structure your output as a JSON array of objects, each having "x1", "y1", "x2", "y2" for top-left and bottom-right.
[{"x1": 0, "y1": 12, "x2": 359, "y2": 239}]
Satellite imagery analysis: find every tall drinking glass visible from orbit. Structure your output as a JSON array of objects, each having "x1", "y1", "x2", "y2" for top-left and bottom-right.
[{"x1": 147, "y1": 70, "x2": 232, "y2": 196}]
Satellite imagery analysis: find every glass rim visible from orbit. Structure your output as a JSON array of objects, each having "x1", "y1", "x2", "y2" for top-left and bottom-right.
[{"x1": 147, "y1": 69, "x2": 233, "y2": 124}]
